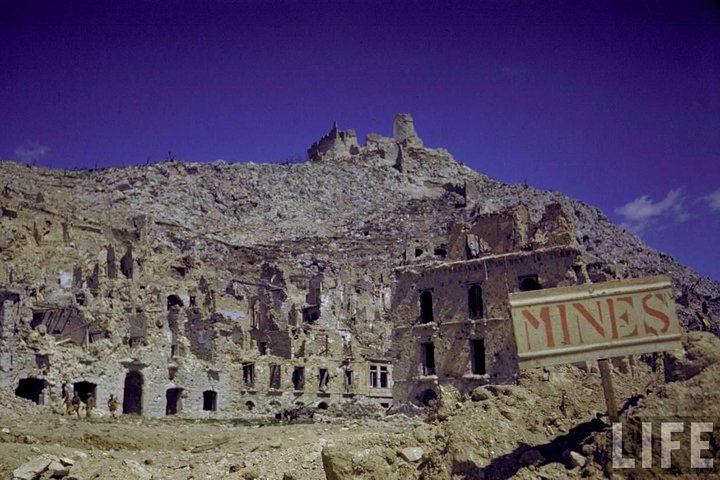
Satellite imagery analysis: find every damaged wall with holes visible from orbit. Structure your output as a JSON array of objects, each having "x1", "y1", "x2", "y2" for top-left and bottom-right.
[
  {"x1": 389, "y1": 204, "x2": 589, "y2": 406},
  {"x1": 0, "y1": 188, "x2": 395, "y2": 417}
]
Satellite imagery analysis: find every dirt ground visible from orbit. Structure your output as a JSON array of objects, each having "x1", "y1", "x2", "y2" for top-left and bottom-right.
[
  {"x1": 2, "y1": 332, "x2": 719, "y2": 480},
  {"x1": 0, "y1": 406, "x2": 418, "y2": 480}
]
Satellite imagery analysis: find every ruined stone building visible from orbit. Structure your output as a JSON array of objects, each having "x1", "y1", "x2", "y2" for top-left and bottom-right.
[
  {"x1": 0, "y1": 114, "x2": 717, "y2": 419},
  {"x1": 388, "y1": 204, "x2": 589, "y2": 406}
]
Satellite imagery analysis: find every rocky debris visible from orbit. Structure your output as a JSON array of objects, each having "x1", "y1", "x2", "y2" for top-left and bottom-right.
[
  {"x1": 12, "y1": 455, "x2": 54, "y2": 480},
  {"x1": 398, "y1": 446, "x2": 423, "y2": 463},
  {"x1": 122, "y1": 459, "x2": 153, "y2": 480},
  {"x1": 663, "y1": 330, "x2": 720, "y2": 382}
]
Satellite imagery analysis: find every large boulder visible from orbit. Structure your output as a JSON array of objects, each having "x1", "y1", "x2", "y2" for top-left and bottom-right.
[{"x1": 663, "y1": 331, "x2": 720, "y2": 382}]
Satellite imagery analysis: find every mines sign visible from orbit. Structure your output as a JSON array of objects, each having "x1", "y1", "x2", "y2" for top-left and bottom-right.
[{"x1": 509, "y1": 276, "x2": 681, "y2": 369}]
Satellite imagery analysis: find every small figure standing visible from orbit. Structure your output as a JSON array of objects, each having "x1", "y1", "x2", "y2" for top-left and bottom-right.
[
  {"x1": 71, "y1": 392, "x2": 81, "y2": 418},
  {"x1": 86, "y1": 393, "x2": 95, "y2": 418},
  {"x1": 107, "y1": 394, "x2": 118, "y2": 418},
  {"x1": 63, "y1": 392, "x2": 73, "y2": 415}
]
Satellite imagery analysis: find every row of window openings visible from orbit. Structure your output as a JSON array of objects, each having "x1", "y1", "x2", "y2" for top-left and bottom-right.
[
  {"x1": 165, "y1": 389, "x2": 217, "y2": 414},
  {"x1": 420, "y1": 339, "x2": 486, "y2": 376},
  {"x1": 419, "y1": 276, "x2": 541, "y2": 323},
  {"x1": 241, "y1": 364, "x2": 389, "y2": 392}
]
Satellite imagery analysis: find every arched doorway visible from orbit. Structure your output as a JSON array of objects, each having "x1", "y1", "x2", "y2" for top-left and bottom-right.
[
  {"x1": 166, "y1": 388, "x2": 183, "y2": 415},
  {"x1": 519, "y1": 276, "x2": 541, "y2": 292},
  {"x1": 73, "y1": 381, "x2": 97, "y2": 403},
  {"x1": 123, "y1": 371, "x2": 143, "y2": 415},
  {"x1": 419, "y1": 389, "x2": 437, "y2": 406},
  {"x1": 15, "y1": 378, "x2": 46, "y2": 404}
]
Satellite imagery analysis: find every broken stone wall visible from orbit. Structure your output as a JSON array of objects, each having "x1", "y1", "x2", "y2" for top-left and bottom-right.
[{"x1": 390, "y1": 246, "x2": 583, "y2": 405}]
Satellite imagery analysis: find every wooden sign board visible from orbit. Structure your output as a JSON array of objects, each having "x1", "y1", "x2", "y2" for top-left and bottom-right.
[{"x1": 509, "y1": 276, "x2": 682, "y2": 370}]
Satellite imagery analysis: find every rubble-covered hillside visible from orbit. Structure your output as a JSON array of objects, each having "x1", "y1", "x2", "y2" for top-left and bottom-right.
[{"x1": 1, "y1": 114, "x2": 719, "y2": 479}]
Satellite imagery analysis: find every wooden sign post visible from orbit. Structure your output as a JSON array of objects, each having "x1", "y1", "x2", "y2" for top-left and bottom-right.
[
  {"x1": 509, "y1": 276, "x2": 682, "y2": 422},
  {"x1": 598, "y1": 359, "x2": 619, "y2": 422}
]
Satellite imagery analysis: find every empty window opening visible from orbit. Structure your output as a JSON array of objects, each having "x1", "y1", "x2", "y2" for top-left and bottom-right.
[
  {"x1": 170, "y1": 344, "x2": 179, "y2": 359},
  {"x1": 245, "y1": 400, "x2": 255, "y2": 411},
  {"x1": 35, "y1": 354, "x2": 49, "y2": 369},
  {"x1": 519, "y1": 276, "x2": 541, "y2": 292},
  {"x1": 369, "y1": 366, "x2": 378, "y2": 388},
  {"x1": 468, "y1": 284, "x2": 483, "y2": 319},
  {"x1": 106, "y1": 245, "x2": 117, "y2": 279},
  {"x1": 318, "y1": 368, "x2": 329, "y2": 391},
  {"x1": 15, "y1": 378, "x2": 46, "y2": 404},
  {"x1": 242, "y1": 363, "x2": 255, "y2": 388},
  {"x1": 120, "y1": 246, "x2": 133, "y2": 279},
  {"x1": 419, "y1": 389, "x2": 438, "y2": 406},
  {"x1": 380, "y1": 402, "x2": 390, "y2": 409},
  {"x1": 123, "y1": 370, "x2": 143, "y2": 415},
  {"x1": 269, "y1": 364, "x2": 281, "y2": 390},
  {"x1": 302, "y1": 305, "x2": 320, "y2": 324},
  {"x1": 168, "y1": 366, "x2": 178, "y2": 380},
  {"x1": 317, "y1": 401, "x2": 329, "y2": 410},
  {"x1": 419, "y1": 290, "x2": 434, "y2": 323},
  {"x1": 471, "y1": 339, "x2": 486, "y2": 375},
  {"x1": 73, "y1": 381, "x2": 97, "y2": 404},
  {"x1": 165, "y1": 388, "x2": 183, "y2": 415},
  {"x1": 434, "y1": 248, "x2": 447, "y2": 258},
  {"x1": 258, "y1": 342, "x2": 268, "y2": 355},
  {"x1": 189, "y1": 295, "x2": 196, "y2": 307},
  {"x1": 421, "y1": 342, "x2": 436, "y2": 376},
  {"x1": 203, "y1": 390, "x2": 217, "y2": 411},
  {"x1": 414, "y1": 248, "x2": 424, "y2": 258},
  {"x1": 343, "y1": 370, "x2": 353, "y2": 393},
  {"x1": 167, "y1": 295, "x2": 184, "y2": 310},
  {"x1": 292, "y1": 367, "x2": 305, "y2": 390},
  {"x1": 380, "y1": 366, "x2": 389, "y2": 388}
]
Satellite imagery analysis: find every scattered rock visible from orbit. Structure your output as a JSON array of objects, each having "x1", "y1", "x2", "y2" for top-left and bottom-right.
[
  {"x1": 123, "y1": 459, "x2": 153, "y2": 480},
  {"x1": 664, "y1": 331, "x2": 720, "y2": 382},
  {"x1": 399, "y1": 446, "x2": 424, "y2": 463},
  {"x1": 12, "y1": 455, "x2": 54, "y2": 480}
]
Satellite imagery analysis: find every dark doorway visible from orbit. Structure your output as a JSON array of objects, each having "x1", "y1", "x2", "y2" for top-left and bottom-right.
[
  {"x1": 73, "y1": 381, "x2": 97, "y2": 403},
  {"x1": 420, "y1": 389, "x2": 438, "y2": 406},
  {"x1": 419, "y1": 290, "x2": 433, "y2": 323},
  {"x1": 292, "y1": 366, "x2": 305, "y2": 390},
  {"x1": 167, "y1": 294, "x2": 184, "y2": 309},
  {"x1": 317, "y1": 401, "x2": 329, "y2": 410},
  {"x1": 123, "y1": 371, "x2": 143, "y2": 415},
  {"x1": 15, "y1": 378, "x2": 46, "y2": 404},
  {"x1": 203, "y1": 390, "x2": 217, "y2": 411},
  {"x1": 269, "y1": 364, "x2": 281, "y2": 390},
  {"x1": 166, "y1": 388, "x2": 183, "y2": 415},
  {"x1": 245, "y1": 400, "x2": 255, "y2": 411},
  {"x1": 519, "y1": 275, "x2": 541, "y2": 292},
  {"x1": 421, "y1": 342, "x2": 436, "y2": 375},
  {"x1": 471, "y1": 339, "x2": 486, "y2": 375},
  {"x1": 468, "y1": 284, "x2": 483, "y2": 319}
]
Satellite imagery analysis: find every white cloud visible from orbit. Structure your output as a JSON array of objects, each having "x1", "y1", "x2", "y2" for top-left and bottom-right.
[
  {"x1": 14, "y1": 141, "x2": 49, "y2": 165},
  {"x1": 703, "y1": 188, "x2": 720, "y2": 212},
  {"x1": 615, "y1": 188, "x2": 688, "y2": 233}
]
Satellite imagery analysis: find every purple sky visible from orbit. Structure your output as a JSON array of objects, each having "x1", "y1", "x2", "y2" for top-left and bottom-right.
[{"x1": 2, "y1": 1, "x2": 719, "y2": 280}]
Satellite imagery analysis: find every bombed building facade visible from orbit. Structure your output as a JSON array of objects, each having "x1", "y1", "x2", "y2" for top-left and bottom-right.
[
  {"x1": 388, "y1": 204, "x2": 589, "y2": 406},
  {"x1": 1, "y1": 114, "x2": 715, "y2": 420}
]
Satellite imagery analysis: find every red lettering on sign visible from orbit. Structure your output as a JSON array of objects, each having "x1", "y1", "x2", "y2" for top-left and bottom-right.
[
  {"x1": 642, "y1": 293, "x2": 670, "y2": 334},
  {"x1": 522, "y1": 307, "x2": 554, "y2": 349},
  {"x1": 558, "y1": 304, "x2": 570, "y2": 345},
  {"x1": 573, "y1": 302, "x2": 605, "y2": 338},
  {"x1": 615, "y1": 296, "x2": 638, "y2": 338}
]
